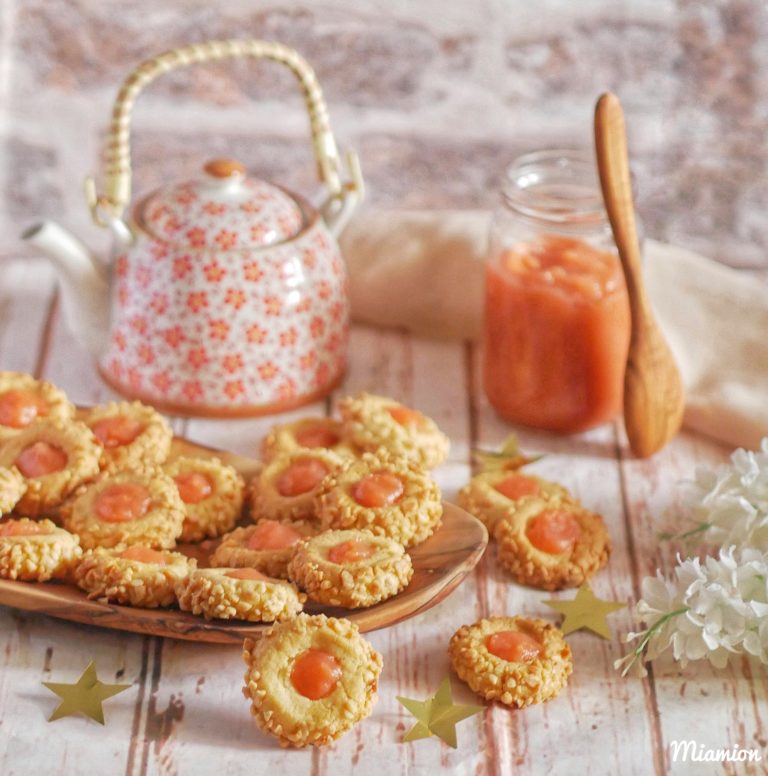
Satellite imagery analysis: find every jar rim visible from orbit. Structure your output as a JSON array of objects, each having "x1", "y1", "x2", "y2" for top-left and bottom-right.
[{"x1": 502, "y1": 148, "x2": 609, "y2": 229}]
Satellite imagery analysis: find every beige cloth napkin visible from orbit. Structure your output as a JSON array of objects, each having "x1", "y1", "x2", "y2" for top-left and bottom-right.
[{"x1": 341, "y1": 210, "x2": 768, "y2": 450}]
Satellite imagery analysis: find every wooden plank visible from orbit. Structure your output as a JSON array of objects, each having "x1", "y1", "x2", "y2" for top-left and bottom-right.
[
  {"x1": 313, "y1": 328, "x2": 484, "y2": 776},
  {"x1": 0, "y1": 258, "x2": 56, "y2": 373},
  {"x1": 468, "y1": 342, "x2": 660, "y2": 776},
  {"x1": 130, "y1": 403, "x2": 328, "y2": 773},
  {"x1": 1, "y1": 251, "x2": 765, "y2": 775},
  {"x1": 133, "y1": 327, "x2": 482, "y2": 775},
  {"x1": 0, "y1": 257, "x2": 148, "y2": 776},
  {"x1": 620, "y1": 432, "x2": 768, "y2": 776}
]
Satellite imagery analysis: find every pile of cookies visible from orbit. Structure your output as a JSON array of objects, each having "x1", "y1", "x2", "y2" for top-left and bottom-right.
[
  {"x1": 0, "y1": 373, "x2": 449, "y2": 623},
  {"x1": 458, "y1": 455, "x2": 610, "y2": 591},
  {"x1": 222, "y1": 392, "x2": 448, "y2": 613},
  {"x1": 443, "y1": 446, "x2": 611, "y2": 712},
  {"x1": 0, "y1": 374, "x2": 455, "y2": 747}
]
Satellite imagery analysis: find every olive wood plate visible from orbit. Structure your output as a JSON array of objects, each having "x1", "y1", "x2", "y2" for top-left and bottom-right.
[{"x1": 0, "y1": 436, "x2": 488, "y2": 644}]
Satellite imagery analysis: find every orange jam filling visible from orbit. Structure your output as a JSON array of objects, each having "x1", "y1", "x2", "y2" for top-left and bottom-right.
[
  {"x1": 388, "y1": 404, "x2": 425, "y2": 429},
  {"x1": 174, "y1": 471, "x2": 213, "y2": 504},
  {"x1": 276, "y1": 457, "x2": 329, "y2": 497},
  {"x1": 295, "y1": 424, "x2": 340, "y2": 449},
  {"x1": 118, "y1": 546, "x2": 168, "y2": 565},
  {"x1": 526, "y1": 508, "x2": 581, "y2": 554},
  {"x1": 226, "y1": 568, "x2": 270, "y2": 581},
  {"x1": 494, "y1": 474, "x2": 540, "y2": 501},
  {"x1": 15, "y1": 441, "x2": 68, "y2": 478},
  {"x1": 290, "y1": 649, "x2": 342, "y2": 700},
  {"x1": 352, "y1": 471, "x2": 405, "y2": 508},
  {"x1": 0, "y1": 390, "x2": 47, "y2": 429},
  {"x1": 0, "y1": 520, "x2": 49, "y2": 537},
  {"x1": 483, "y1": 234, "x2": 630, "y2": 432},
  {"x1": 328, "y1": 539, "x2": 376, "y2": 565},
  {"x1": 247, "y1": 520, "x2": 302, "y2": 551},
  {"x1": 95, "y1": 483, "x2": 152, "y2": 523},
  {"x1": 485, "y1": 630, "x2": 542, "y2": 663},
  {"x1": 91, "y1": 416, "x2": 145, "y2": 448}
]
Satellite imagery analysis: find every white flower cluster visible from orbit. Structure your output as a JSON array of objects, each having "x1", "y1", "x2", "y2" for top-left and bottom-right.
[
  {"x1": 682, "y1": 438, "x2": 768, "y2": 550},
  {"x1": 618, "y1": 439, "x2": 768, "y2": 675},
  {"x1": 617, "y1": 547, "x2": 768, "y2": 675}
]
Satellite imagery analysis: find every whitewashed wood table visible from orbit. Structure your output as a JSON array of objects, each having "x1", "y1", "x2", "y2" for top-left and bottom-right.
[{"x1": 0, "y1": 256, "x2": 765, "y2": 776}]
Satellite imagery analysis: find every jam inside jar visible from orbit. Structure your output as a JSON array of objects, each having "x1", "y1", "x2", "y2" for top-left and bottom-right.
[{"x1": 483, "y1": 150, "x2": 631, "y2": 433}]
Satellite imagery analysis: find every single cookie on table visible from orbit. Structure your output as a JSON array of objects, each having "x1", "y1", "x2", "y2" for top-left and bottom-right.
[
  {"x1": 250, "y1": 449, "x2": 344, "y2": 523},
  {"x1": 457, "y1": 468, "x2": 570, "y2": 534},
  {"x1": 0, "y1": 419, "x2": 101, "y2": 517},
  {"x1": 163, "y1": 456, "x2": 245, "y2": 543},
  {"x1": 314, "y1": 451, "x2": 442, "y2": 548},
  {"x1": 494, "y1": 499, "x2": 610, "y2": 590},
  {"x1": 82, "y1": 400, "x2": 172, "y2": 472},
  {"x1": 60, "y1": 468, "x2": 185, "y2": 550},
  {"x1": 0, "y1": 371, "x2": 74, "y2": 442},
  {"x1": 288, "y1": 528, "x2": 413, "y2": 609},
  {"x1": 338, "y1": 392, "x2": 450, "y2": 469},
  {"x1": 449, "y1": 616, "x2": 572, "y2": 708},
  {"x1": 74, "y1": 545, "x2": 194, "y2": 608},
  {"x1": 0, "y1": 466, "x2": 26, "y2": 515},
  {"x1": 261, "y1": 417, "x2": 357, "y2": 461},
  {"x1": 176, "y1": 567, "x2": 305, "y2": 622},
  {"x1": 0, "y1": 518, "x2": 82, "y2": 581},
  {"x1": 211, "y1": 520, "x2": 318, "y2": 579},
  {"x1": 242, "y1": 613, "x2": 382, "y2": 747}
]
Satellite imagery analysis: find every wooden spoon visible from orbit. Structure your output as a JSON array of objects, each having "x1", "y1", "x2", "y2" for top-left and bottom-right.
[{"x1": 594, "y1": 92, "x2": 685, "y2": 458}]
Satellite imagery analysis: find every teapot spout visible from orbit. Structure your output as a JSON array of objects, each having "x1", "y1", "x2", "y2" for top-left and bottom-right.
[{"x1": 22, "y1": 220, "x2": 110, "y2": 357}]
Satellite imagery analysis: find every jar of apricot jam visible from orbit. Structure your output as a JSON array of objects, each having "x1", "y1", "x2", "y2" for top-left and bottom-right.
[{"x1": 483, "y1": 150, "x2": 631, "y2": 433}]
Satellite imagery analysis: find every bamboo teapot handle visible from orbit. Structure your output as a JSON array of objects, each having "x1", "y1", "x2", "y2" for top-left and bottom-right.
[{"x1": 86, "y1": 39, "x2": 362, "y2": 232}]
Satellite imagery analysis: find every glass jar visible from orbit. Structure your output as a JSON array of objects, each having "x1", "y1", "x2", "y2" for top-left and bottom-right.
[{"x1": 483, "y1": 149, "x2": 631, "y2": 433}]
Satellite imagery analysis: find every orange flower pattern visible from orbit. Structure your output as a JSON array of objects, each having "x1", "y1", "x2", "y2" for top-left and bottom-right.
[
  {"x1": 243, "y1": 261, "x2": 264, "y2": 282},
  {"x1": 203, "y1": 260, "x2": 226, "y2": 283},
  {"x1": 187, "y1": 291, "x2": 208, "y2": 313},
  {"x1": 187, "y1": 347, "x2": 209, "y2": 370},
  {"x1": 224, "y1": 288, "x2": 246, "y2": 310},
  {"x1": 101, "y1": 177, "x2": 347, "y2": 408},
  {"x1": 208, "y1": 319, "x2": 230, "y2": 341}
]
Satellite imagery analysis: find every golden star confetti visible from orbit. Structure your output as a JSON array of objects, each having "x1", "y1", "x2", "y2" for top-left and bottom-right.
[
  {"x1": 43, "y1": 661, "x2": 131, "y2": 724},
  {"x1": 544, "y1": 584, "x2": 627, "y2": 639},
  {"x1": 397, "y1": 677, "x2": 484, "y2": 748},
  {"x1": 472, "y1": 434, "x2": 543, "y2": 472}
]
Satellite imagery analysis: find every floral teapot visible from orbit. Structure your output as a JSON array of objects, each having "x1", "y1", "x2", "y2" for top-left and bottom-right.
[{"x1": 23, "y1": 40, "x2": 362, "y2": 416}]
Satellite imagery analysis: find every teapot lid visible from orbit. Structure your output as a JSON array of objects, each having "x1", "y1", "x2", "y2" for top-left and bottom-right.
[{"x1": 139, "y1": 159, "x2": 306, "y2": 249}]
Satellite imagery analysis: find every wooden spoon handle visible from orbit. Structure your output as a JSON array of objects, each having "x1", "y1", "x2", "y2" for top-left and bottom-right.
[{"x1": 594, "y1": 92, "x2": 649, "y2": 321}]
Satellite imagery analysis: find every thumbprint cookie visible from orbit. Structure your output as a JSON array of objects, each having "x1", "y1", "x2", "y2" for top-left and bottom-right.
[
  {"x1": 0, "y1": 466, "x2": 26, "y2": 515},
  {"x1": 250, "y1": 449, "x2": 343, "y2": 523},
  {"x1": 83, "y1": 401, "x2": 172, "y2": 472},
  {"x1": 61, "y1": 468, "x2": 185, "y2": 550},
  {"x1": 211, "y1": 520, "x2": 317, "y2": 579},
  {"x1": 494, "y1": 500, "x2": 610, "y2": 590},
  {"x1": 314, "y1": 452, "x2": 442, "y2": 548},
  {"x1": 261, "y1": 417, "x2": 357, "y2": 461},
  {"x1": 74, "y1": 545, "x2": 194, "y2": 608},
  {"x1": 449, "y1": 616, "x2": 572, "y2": 708},
  {"x1": 458, "y1": 469, "x2": 569, "y2": 533},
  {"x1": 0, "y1": 518, "x2": 82, "y2": 581},
  {"x1": 287, "y1": 529, "x2": 413, "y2": 608},
  {"x1": 242, "y1": 613, "x2": 382, "y2": 747},
  {"x1": 339, "y1": 392, "x2": 449, "y2": 469},
  {"x1": 0, "y1": 372, "x2": 74, "y2": 442},
  {"x1": 176, "y1": 567, "x2": 305, "y2": 622},
  {"x1": 0, "y1": 419, "x2": 101, "y2": 516},
  {"x1": 163, "y1": 456, "x2": 245, "y2": 543}
]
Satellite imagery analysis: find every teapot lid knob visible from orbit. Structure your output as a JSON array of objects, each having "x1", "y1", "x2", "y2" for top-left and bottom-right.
[{"x1": 203, "y1": 158, "x2": 246, "y2": 179}]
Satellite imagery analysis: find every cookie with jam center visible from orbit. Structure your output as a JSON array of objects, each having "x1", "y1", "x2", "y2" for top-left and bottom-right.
[{"x1": 242, "y1": 613, "x2": 382, "y2": 747}]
